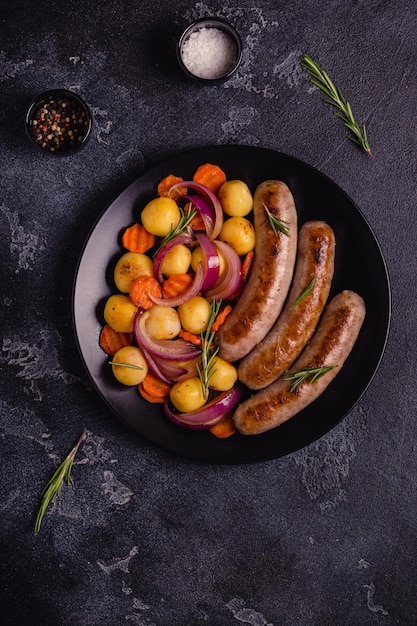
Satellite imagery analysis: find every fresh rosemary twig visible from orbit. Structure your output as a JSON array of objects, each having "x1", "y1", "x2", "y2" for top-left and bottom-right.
[
  {"x1": 34, "y1": 431, "x2": 87, "y2": 533},
  {"x1": 108, "y1": 361, "x2": 143, "y2": 371},
  {"x1": 264, "y1": 204, "x2": 290, "y2": 236},
  {"x1": 301, "y1": 53, "x2": 372, "y2": 157},
  {"x1": 291, "y1": 278, "x2": 316, "y2": 308},
  {"x1": 197, "y1": 299, "x2": 222, "y2": 400},
  {"x1": 283, "y1": 365, "x2": 336, "y2": 392},
  {"x1": 153, "y1": 205, "x2": 196, "y2": 257}
]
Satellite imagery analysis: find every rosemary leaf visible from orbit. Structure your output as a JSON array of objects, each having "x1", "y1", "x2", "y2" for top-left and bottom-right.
[
  {"x1": 264, "y1": 204, "x2": 290, "y2": 236},
  {"x1": 291, "y1": 278, "x2": 316, "y2": 308},
  {"x1": 153, "y1": 205, "x2": 196, "y2": 257},
  {"x1": 35, "y1": 431, "x2": 87, "y2": 533},
  {"x1": 301, "y1": 53, "x2": 372, "y2": 157},
  {"x1": 197, "y1": 300, "x2": 222, "y2": 399},
  {"x1": 108, "y1": 361, "x2": 143, "y2": 371},
  {"x1": 283, "y1": 365, "x2": 336, "y2": 392}
]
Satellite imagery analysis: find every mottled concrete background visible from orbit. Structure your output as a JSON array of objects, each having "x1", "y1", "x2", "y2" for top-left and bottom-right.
[{"x1": 1, "y1": 0, "x2": 416, "y2": 624}]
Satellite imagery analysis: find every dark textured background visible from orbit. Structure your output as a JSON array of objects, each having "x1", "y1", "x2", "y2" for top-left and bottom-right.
[{"x1": 1, "y1": 1, "x2": 416, "y2": 624}]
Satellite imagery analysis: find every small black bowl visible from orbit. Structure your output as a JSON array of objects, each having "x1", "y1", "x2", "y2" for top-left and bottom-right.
[
  {"x1": 177, "y1": 17, "x2": 242, "y2": 84},
  {"x1": 25, "y1": 89, "x2": 92, "y2": 155}
]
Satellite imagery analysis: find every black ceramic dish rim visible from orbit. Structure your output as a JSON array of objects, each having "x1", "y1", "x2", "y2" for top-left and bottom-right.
[
  {"x1": 25, "y1": 88, "x2": 93, "y2": 155},
  {"x1": 177, "y1": 17, "x2": 243, "y2": 84}
]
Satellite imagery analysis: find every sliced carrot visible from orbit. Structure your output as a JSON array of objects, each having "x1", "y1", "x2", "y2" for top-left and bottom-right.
[
  {"x1": 179, "y1": 329, "x2": 202, "y2": 346},
  {"x1": 188, "y1": 211, "x2": 206, "y2": 231},
  {"x1": 99, "y1": 324, "x2": 133, "y2": 355},
  {"x1": 209, "y1": 412, "x2": 236, "y2": 438},
  {"x1": 241, "y1": 250, "x2": 255, "y2": 281},
  {"x1": 138, "y1": 384, "x2": 167, "y2": 403},
  {"x1": 129, "y1": 275, "x2": 162, "y2": 309},
  {"x1": 211, "y1": 305, "x2": 233, "y2": 332},
  {"x1": 122, "y1": 223, "x2": 155, "y2": 254},
  {"x1": 162, "y1": 273, "x2": 193, "y2": 299},
  {"x1": 142, "y1": 371, "x2": 172, "y2": 398},
  {"x1": 157, "y1": 174, "x2": 188, "y2": 199},
  {"x1": 192, "y1": 163, "x2": 227, "y2": 194}
]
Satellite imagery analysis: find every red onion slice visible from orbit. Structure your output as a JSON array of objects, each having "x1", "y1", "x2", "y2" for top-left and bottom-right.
[
  {"x1": 195, "y1": 232, "x2": 220, "y2": 291},
  {"x1": 139, "y1": 345, "x2": 172, "y2": 385},
  {"x1": 154, "y1": 357, "x2": 189, "y2": 383},
  {"x1": 181, "y1": 194, "x2": 215, "y2": 235},
  {"x1": 164, "y1": 383, "x2": 244, "y2": 430},
  {"x1": 133, "y1": 312, "x2": 201, "y2": 362},
  {"x1": 204, "y1": 240, "x2": 244, "y2": 302},
  {"x1": 149, "y1": 261, "x2": 206, "y2": 308},
  {"x1": 171, "y1": 181, "x2": 224, "y2": 240}
]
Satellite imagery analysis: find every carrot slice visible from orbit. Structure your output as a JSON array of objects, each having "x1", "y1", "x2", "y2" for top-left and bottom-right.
[
  {"x1": 211, "y1": 305, "x2": 233, "y2": 332},
  {"x1": 179, "y1": 329, "x2": 202, "y2": 346},
  {"x1": 99, "y1": 324, "x2": 133, "y2": 355},
  {"x1": 138, "y1": 384, "x2": 167, "y2": 403},
  {"x1": 192, "y1": 163, "x2": 227, "y2": 194},
  {"x1": 129, "y1": 275, "x2": 162, "y2": 309},
  {"x1": 162, "y1": 273, "x2": 193, "y2": 299},
  {"x1": 241, "y1": 250, "x2": 255, "y2": 281},
  {"x1": 122, "y1": 223, "x2": 155, "y2": 254},
  {"x1": 209, "y1": 412, "x2": 236, "y2": 438},
  {"x1": 157, "y1": 174, "x2": 188, "y2": 199},
  {"x1": 141, "y1": 371, "x2": 172, "y2": 398},
  {"x1": 188, "y1": 212, "x2": 206, "y2": 231}
]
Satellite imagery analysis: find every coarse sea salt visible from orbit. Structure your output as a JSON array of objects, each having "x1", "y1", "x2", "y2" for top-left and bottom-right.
[{"x1": 181, "y1": 27, "x2": 237, "y2": 80}]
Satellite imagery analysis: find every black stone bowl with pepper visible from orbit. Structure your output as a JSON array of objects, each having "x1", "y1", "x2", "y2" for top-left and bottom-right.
[
  {"x1": 25, "y1": 89, "x2": 92, "y2": 155},
  {"x1": 177, "y1": 18, "x2": 242, "y2": 85}
]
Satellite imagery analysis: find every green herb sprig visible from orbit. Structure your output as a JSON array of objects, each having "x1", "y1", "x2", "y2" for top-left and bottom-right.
[
  {"x1": 283, "y1": 365, "x2": 336, "y2": 392},
  {"x1": 34, "y1": 431, "x2": 87, "y2": 533},
  {"x1": 291, "y1": 278, "x2": 316, "y2": 308},
  {"x1": 264, "y1": 204, "x2": 290, "y2": 236},
  {"x1": 197, "y1": 299, "x2": 222, "y2": 400},
  {"x1": 108, "y1": 361, "x2": 143, "y2": 371},
  {"x1": 301, "y1": 54, "x2": 372, "y2": 157},
  {"x1": 153, "y1": 205, "x2": 197, "y2": 257}
]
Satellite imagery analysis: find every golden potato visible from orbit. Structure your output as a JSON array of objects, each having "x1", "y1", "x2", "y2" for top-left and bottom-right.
[
  {"x1": 178, "y1": 296, "x2": 211, "y2": 334},
  {"x1": 208, "y1": 357, "x2": 238, "y2": 391},
  {"x1": 104, "y1": 294, "x2": 138, "y2": 333},
  {"x1": 141, "y1": 197, "x2": 181, "y2": 237},
  {"x1": 114, "y1": 252, "x2": 154, "y2": 293},
  {"x1": 160, "y1": 244, "x2": 192, "y2": 277},
  {"x1": 219, "y1": 217, "x2": 255, "y2": 256},
  {"x1": 145, "y1": 305, "x2": 181, "y2": 340},
  {"x1": 170, "y1": 377, "x2": 206, "y2": 412},
  {"x1": 111, "y1": 346, "x2": 148, "y2": 385},
  {"x1": 218, "y1": 180, "x2": 253, "y2": 217}
]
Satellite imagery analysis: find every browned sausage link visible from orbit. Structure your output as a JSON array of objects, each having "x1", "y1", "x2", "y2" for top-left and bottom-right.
[
  {"x1": 233, "y1": 290, "x2": 366, "y2": 435},
  {"x1": 238, "y1": 221, "x2": 336, "y2": 390},
  {"x1": 215, "y1": 180, "x2": 298, "y2": 362}
]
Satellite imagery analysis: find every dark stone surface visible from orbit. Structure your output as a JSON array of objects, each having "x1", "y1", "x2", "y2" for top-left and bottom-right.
[{"x1": 1, "y1": 0, "x2": 416, "y2": 624}]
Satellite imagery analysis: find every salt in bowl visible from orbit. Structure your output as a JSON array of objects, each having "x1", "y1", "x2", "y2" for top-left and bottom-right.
[{"x1": 177, "y1": 18, "x2": 242, "y2": 84}]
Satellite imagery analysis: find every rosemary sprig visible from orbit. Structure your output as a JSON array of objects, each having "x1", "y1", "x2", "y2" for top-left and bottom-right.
[
  {"x1": 283, "y1": 365, "x2": 336, "y2": 392},
  {"x1": 291, "y1": 278, "x2": 316, "y2": 308},
  {"x1": 108, "y1": 361, "x2": 143, "y2": 371},
  {"x1": 153, "y1": 204, "x2": 197, "y2": 257},
  {"x1": 300, "y1": 53, "x2": 372, "y2": 157},
  {"x1": 264, "y1": 204, "x2": 290, "y2": 236},
  {"x1": 197, "y1": 299, "x2": 222, "y2": 399},
  {"x1": 34, "y1": 431, "x2": 87, "y2": 533}
]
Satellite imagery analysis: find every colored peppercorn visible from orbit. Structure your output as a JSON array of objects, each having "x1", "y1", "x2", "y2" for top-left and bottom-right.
[{"x1": 28, "y1": 93, "x2": 91, "y2": 153}]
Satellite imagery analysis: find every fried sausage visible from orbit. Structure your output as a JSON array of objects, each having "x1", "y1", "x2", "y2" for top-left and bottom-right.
[
  {"x1": 233, "y1": 290, "x2": 366, "y2": 435},
  {"x1": 238, "y1": 221, "x2": 336, "y2": 390},
  {"x1": 215, "y1": 180, "x2": 298, "y2": 362}
]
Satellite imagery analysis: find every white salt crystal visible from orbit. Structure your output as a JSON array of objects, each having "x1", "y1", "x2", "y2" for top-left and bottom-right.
[{"x1": 181, "y1": 27, "x2": 237, "y2": 80}]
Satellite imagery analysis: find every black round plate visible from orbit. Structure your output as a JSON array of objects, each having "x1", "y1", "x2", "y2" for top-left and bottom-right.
[{"x1": 73, "y1": 145, "x2": 391, "y2": 464}]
